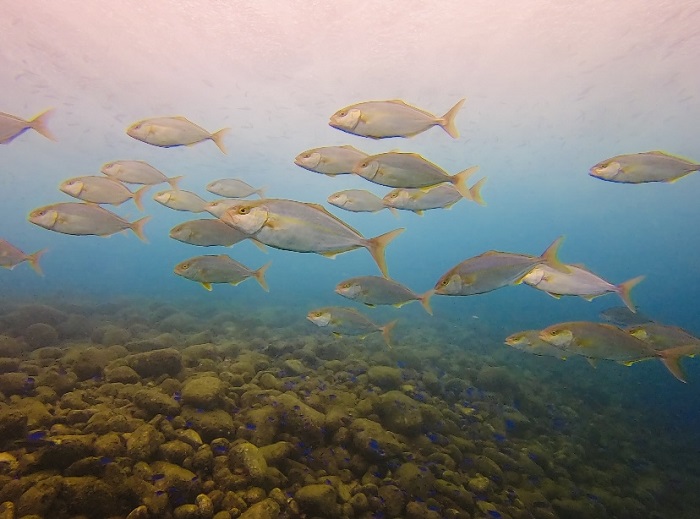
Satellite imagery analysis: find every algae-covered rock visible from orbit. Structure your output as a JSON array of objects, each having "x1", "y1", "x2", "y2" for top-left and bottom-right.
[
  {"x1": 378, "y1": 484, "x2": 405, "y2": 516},
  {"x1": 435, "y1": 479, "x2": 474, "y2": 510},
  {"x1": 24, "y1": 322, "x2": 59, "y2": 349},
  {"x1": 181, "y1": 407, "x2": 235, "y2": 442},
  {"x1": 105, "y1": 365, "x2": 141, "y2": 384},
  {"x1": 126, "y1": 348, "x2": 182, "y2": 378},
  {"x1": 150, "y1": 461, "x2": 201, "y2": 499},
  {"x1": 376, "y1": 390, "x2": 424, "y2": 435},
  {"x1": 0, "y1": 372, "x2": 33, "y2": 396},
  {"x1": 240, "y1": 406, "x2": 279, "y2": 446},
  {"x1": 270, "y1": 392, "x2": 326, "y2": 440},
  {"x1": 0, "y1": 358, "x2": 20, "y2": 374},
  {"x1": 0, "y1": 407, "x2": 28, "y2": 444},
  {"x1": 259, "y1": 441, "x2": 295, "y2": 466},
  {"x1": 295, "y1": 483, "x2": 338, "y2": 516},
  {"x1": 39, "y1": 434, "x2": 96, "y2": 469},
  {"x1": 350, "y1": 418, "x2": 405, "y2": 460},
  {"x1": 160, "y1": 440, "x2": 196, "y2": 465},
  {"x1": 229, "y1": 440, "x2": 268, "y2": 483},
  {"x1": 395, "y1": 462, "x2": 435, "y2": 499},
  {"x1": 134, "y1": 388, "x2": 180, "y2": 417},
  {"x1": 60, "y1": 476, "x2": 118, "y2": 519},
  {"x1": 238, "y1": 498, "x2": 280, "y2": 519},
  {"x1": 0, "y1": 335, "x2": 24, "y2": 357},
  {"x1": 181, "y1": 375, "x2": 224, "y2": 409},
  {"x1": 16, "y1": 475, "x2": 62, "y2": 516},
  {"x1": 367, "y1": 366, "x2": 402, "y2": 388},
  {"x1": 127, "y1": 424, "x2": 164, "y2": 461}
]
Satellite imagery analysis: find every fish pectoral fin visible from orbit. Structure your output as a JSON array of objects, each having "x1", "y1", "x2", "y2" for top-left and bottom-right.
[
  {"x1": 200, "y1": 282, "x2": 213, "y2": 291},
  {"x1": 229, "y1": 280, "x2": 244, "y2": 286},
  {"x1": 545, "y1": 292, "x2": 561, "y2": 299},
  {"x1": 581, "y1": 295, "x2": 597, "y2": 302},
  {"x1": 618, "y1": 360, "x2": 636, "y2": 367},
  {"x1": 320, "y1": 251, "x2": 341, "y2": 259},
  {"x1": 585, "y1": 358, "x2": 598, "y2": 368},
  {"x1": 414, "y1": 210, "x2": 424, "y2": 216}
]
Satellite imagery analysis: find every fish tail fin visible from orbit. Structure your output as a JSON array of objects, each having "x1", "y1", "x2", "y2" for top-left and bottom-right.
[
  {"x1": 381, "y1": 319, "x2": 399, "y2": 349},
  {"x1": 29, "y1": 108, "x2": 56, "y2": 141},
  {"x1": 419, "y1": 289, "x2": 434, "y2": 315},
  {"x1": 540, "y1": 235, "x2": 569, "y2": 273},
  {"x1": 254, "y1": 261, "x2": 272, "y2": 292},
  {"x1": 439, "y1": 98, "x2": 465, "y2": 138},
  {"x1": 616, "y1": 275, "x2": 645, "y2": 313},
  {"x1": 451, "y1": 165, "x2": 480, "y2": 201},
  {"x1": 256, "y1": 186, "x2": 267, "y2": 198},
  {"x1": 132, "y1": 185, "x2": 150, "y2": 212},
  {"x1": 211, "y1": 128, "x2": 231, "y2": 154},
  {"x1": 469, "y1": 177, "x2": 487, "y2": 206},
  {"x1": 366, "y1": 228, "x2": 405, "y2": 278},
  {"x1": 658, "y1": 346, "x2": 693, "y2": 383},
  {"x1": 167, "y1": 175, "x2": 184, "y2": 190},
  {"x1": 27, "y1": 249, "x2": 47, "y2": 276},
  {"x1": 130, "y1": 216, "x2": 151, "y2": 243}
]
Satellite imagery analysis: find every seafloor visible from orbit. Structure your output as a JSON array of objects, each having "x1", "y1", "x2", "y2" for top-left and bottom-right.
[{"x1": 0, "y1": 296, "x2": 698, "y2": 519}]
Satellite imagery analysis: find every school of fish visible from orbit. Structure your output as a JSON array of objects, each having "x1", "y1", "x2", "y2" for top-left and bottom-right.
[{"x1": 2, "y1": 102, "x2": 698, "y2": 380}]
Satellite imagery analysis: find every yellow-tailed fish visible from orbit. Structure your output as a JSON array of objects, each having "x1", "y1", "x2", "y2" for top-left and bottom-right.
[
  {"x1": 434, "y1": 237, "x2": 568, "y2": 296},
  {"x1": 504, "y1": 330, "x2": 569, "y2": 360},
  {"x1": 335, "y1": 275, "x2": 433, "y2": 315},
  {"x1": 522, "y1": 264, "x2": 644, "y2": 313},
  {"x1": 60, "y1": 176, "x2": 150, "y2": 211},
  {"x1": 174, "y1": 255, "x2": 270, "y2": 292},
  {"x1": 0, "y1": 109, "x2": 55, "y2": 144},
  {"x1": 0, "y1": 239, "x2": 46, "y2": 276},
  {"x1": 206, "y1": 179, "x2": 266, "y2": 198},
  {"x1": 126, "y1": 116, "x2": 230, "y2": 153},
  {"x1": 154, "y1": 189, "x2": 209, "y2": 213},
  {"x1": 329, "y1": 99, "x2": 465, "y2": 139},
  {"x1": 169, "y1": 219, "x2": 251, "y2": 247},
  {"x1": 307, "y1": 306, "x2": 397, "y2": 348},
  {"x1": 539, "y1": 321, "x2": 699, "y2": 382},
  {"x1": 383, "y1": 179, "x2": 486, "y2": 214},
  {"x1": 219, "y1": 199, "x2": 403, "y2": 278},
  {"x1": 294, "y1": 145, "x2": 368, "y2": 176},
  {"x1": 327, "y1": 190, "x2": 394, "y2": 214},
  {"x1": 627, "y1": 323, "x2": 700, "y2": 351},
  {"x1": 28, "y1": 203, "x2": 150, "y2": 242},
  {"x1": 353, "y1": 152, "x2": 479, "y2": 201},
  {"x1": 589, "y1": 151, "x2": 700, "y2": 184},
  {"x1": 101, "y1": 160, "x2": 182, "y2": 189},
  {"x1": 599, "y1": 306, "x2": 654, "y2": 327}
]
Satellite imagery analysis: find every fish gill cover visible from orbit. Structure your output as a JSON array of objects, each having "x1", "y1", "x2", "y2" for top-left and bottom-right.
[{"x1": 0, "y1": 1, "x2": 699, "y2": 519}]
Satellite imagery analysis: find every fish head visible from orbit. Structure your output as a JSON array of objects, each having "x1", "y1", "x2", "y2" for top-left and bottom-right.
[
  {"x1": 353, "y1": 158, "x2": 380, "y2": 180},
  {"x1": 505, "y1": 332, "x2": 532, "y2": 348},
  {"x1": 100, "y1": 161, "x2": 120, "y2": 176},
  {"x1": 434, "y1": 273, "x2": 467, "y2": 295},
  {"x1": 294, "y1": 150, "x2": 322, "y2": 169},
  {"x1": 538, "y1": 326, "x2": 574, "y2": 348},
  {"x1": 126, "y1": 121, "x2": 152, "y2": 141},
  {"x1": 220, "y1": 203, "x2": 267, "y2": 234},
  {"x1": 521, "y1": 267, "x2": 545, "y2": 286},
  {"x1": 589, "y1": 161, "x2": 622, "y2": 181},
  {"x1": 327, "y1": 192, "x2": 348, "y2": 208},
  {"x1": 335, "y1": 281, "x2": 361, "y2": 299},
  {"x1": 307, "y1": 309, "x2": 331, "y2": 327},
  {"x1": 60, "y1": 179, "x2": 85, "y2": 197},
  {"x1": 205, "y1": 199, "x2": 238, "y2": 218},
  {"x1": 169, "y1": 223, "x2": 192, "y2": 241},
  {"x1": 174, "y1": 259, "x2": 197, "y2": 280},
  {"x1": 382, "y1": 189, "x2": 408, "y2": 206},
  {"x1": 28, "y1": 207, "x2": 59, "y2": 230},
  {"x1": 153, "y1": 191, "x2": 173, "y2": 205},
  {"x1": 329, "y1": 108, "x2": 361, "y2": 132},
  {"x1": 205, "y1": 181, "x2": 222, "y2": 194}
]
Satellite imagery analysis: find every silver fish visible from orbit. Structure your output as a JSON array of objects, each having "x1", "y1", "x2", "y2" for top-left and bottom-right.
[
  {"x1": 28, "y1": 203, "x2": 150, "y2": 242},
  {"x1": 60, "y1": 176, "x2": 150, "y2": 211},
  {"x1": 434, "y1": 237, "x2": 567, "y2": 296},
  {"x1": 335, "y1": 275, "x2": 433, "y2": 315},
  {"x1": 327, "y1": 190, "x2": 393, "y2": 214},
  {"x1": 174, "y1": 255, "x2": 270, "y2": 291},
  {"x1": 353, "y1": 152, "x2": 479, "y2": 201},
  {"x1": 294, "y1": 145, "x2": 369, "y2": 176},
  {"x1": 218, "y1": 198, "x2": 404, "y2": 278},
  {"x1": 169, "y1": 219, "x2": 251, "y2": 247},
  {"x1": 204, "y1": 199, "x2": 243, "y2": 219},
  {"x1": 383, "y1": 180, "x2": 486, "y2": 214},
  {"x1": 599, "y1": 306, "x2": 654, "y2": 327},
  {"x1": 329, "y1": 99, "x2": 465, "y2": 139},
  {"x1": 206, "y1": 179, "x2": 265, "y2": 198},
  {"x1": 627, "y1": 323, "x2": 700, "y2": 351},
  {"x1": 504, "y1": 330, "x2": 568, "y2": 359},
  {"x1": 0, "y1": 239, "x2": 46, "y2": 276},
  {"x1": 126, "y1": 116, "x2": 230, "y2": 153},
  {"x1": 522, "y1": 264, "x2": 644, "y2": 312},
  {"x1": 589, "y1": 151, "x2": 700, "y2": 184},
  {"x1": 0, "y1": 109, "x2": 55, "y2": 144},
  {"x1": 307, "y1": 306, "x2": 397, "y2": 348},
  {"x1": 154, "y1": 190, "x2": 209, "y2": 213},
  {"x1": 101, "y1": 160, "x2": 182, "y2": 188}
]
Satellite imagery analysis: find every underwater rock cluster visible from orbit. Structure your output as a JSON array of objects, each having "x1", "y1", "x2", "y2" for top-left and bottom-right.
[{"x1": 0, "y1": 298, "x2": 697, "y2": 519}]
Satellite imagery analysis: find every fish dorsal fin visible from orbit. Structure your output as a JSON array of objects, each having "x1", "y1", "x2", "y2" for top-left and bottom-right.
[
  {"x1": 306, "y1": 202, "x2": 363, "y2": 236},
  {"x1": 648, "y1": 150, "x2": 675, "y2": 157},
  {"x1": 340, "y1": 145, "x2": 362, "y2": 151},
  {"x1": 172, "y1": 116, "x2": 191, "y2": 122}
]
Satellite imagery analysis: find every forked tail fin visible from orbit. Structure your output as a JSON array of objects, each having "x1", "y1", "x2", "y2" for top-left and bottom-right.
[
  {"x1": 30, "y1": 108, "x2": 56, "y2": 141},
  {"x1": 539, "y1": 236, "x2": 569, "y2": 274},
  {"x1": 130, "y1": 216, "x2": 151, "y2": 243},
  {"x1": 167, "y1": 175, "x2": 184, "y2": 190},
  {"x1": 254, "y1": 262, "x2": 272, "y2": 292},
  {"x1": 27, "y1": 249, "x2": 47, "y2": 276},
  {"x1": 419, "y1": 289, "x2": 434, "y2": 315},
  {"x1": 211, "y1": 128, "x2": 231, "y2": 154},
  {"x1": 366, "y1": 228, "x2": 405, "y2": 278},
  {"x1": 469, "y1": 177, "x2": 487, "y2": 206},
  {"x1": 381, "y1": 319, "x2": 399, "y2": 349},
  {"x1": 132, "y1": 185, "x2": 150, "y2": 212},
  {"x1": 439, "y1": 98, "x2": 465, "y2": 138},
  {"x1": 616, "y1": 275, "x2": 645, "y2": 313},
  {"x1": 451, "y1": 166, "x2": 479, "y2": 201}
]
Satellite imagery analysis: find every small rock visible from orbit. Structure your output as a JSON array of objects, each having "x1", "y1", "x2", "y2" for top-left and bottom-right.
[
  {"x1": 105, "y1": 365, "x2": 141, "y2": 384},
  {"x1": 0, "y1": 335, "x2": 24, "y2": 357},
  {"x1": 367, "y1": 366, "x2": 403, "y2": 389},
  {"x1": 196, "y1": 493, "x2": 214, "y2": 519},
  {"x1": 229, "y1": 441, "x2": 268, "y2": 483},
  {"x1": 126, "y1": 348, "x2": 182, "y2": 378},
  {"x1": 127, "y1": 424, "x2": 164, "y2": 461},
  {"x1": 24, "y1": 323, "x2": 59, "y2": 349},
  {"x1": 134, "y1": 388, "x2": 180, "y2": 417},
  {"x1": 159, "y1": 440, "x2": 195, "y2": 465},
  {"x1": 295, "y1": 484, "x2": 338, "y2": 516},
  {"x1": 126, "y1": 505, "x2": 149, "y2": 519},
  {"x1": 181, "y1": 376, "x2": 224, "y2": 409},
  {"x1": 238, "y1": 498, "x2": 280, "y2": 519},
  {"x1": 0, "y1": 373, "x2": 33, "y2": 396},
  {"x1": 173, "y1": 504, "x2": 200, "y2": 519}
]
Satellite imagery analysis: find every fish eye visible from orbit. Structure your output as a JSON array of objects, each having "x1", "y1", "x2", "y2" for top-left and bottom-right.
[
  {"x1": 237, "y1": 207, "x2": 251, "y2": 215},
  {"x1": 439, "y1": 279, "x2": 449, "y2": 287},
  {"x1": 303, "y1": 153, "x2": 311, "y2": 159},
  {"x1": 181, "y1": 264, "x2": 189, "y2": 270},
  {"x1": 549, "y1": 330, "x2": 560, "y2": 336},
  {"x1": 338, "y1": 111, "x2": 347, "y2": 117}
]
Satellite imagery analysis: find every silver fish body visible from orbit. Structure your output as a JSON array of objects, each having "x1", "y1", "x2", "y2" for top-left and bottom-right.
[
  {"x1": 154, "y1": 190, "x2": 209, "y2": 213},
  {"x1": 126, "y1": 116, "x2": 229, "y2": 153},
  {"x1": 294, "y1": 145, "x2": 368, "y2": 176},
  {"x1": 327, "y1": 190, "x2": 389, "y2": 213},
  {"x1": 0, "y1": 240, "x2": 46, "y2": 276},
  {"x1": 335, "y1": 275, "x2": 433, "y2": 314},
  {"x1": 101, "y1": 160, "x2": 181, "y2": 188},
  {"x1": 174, "y1": 254, "x2": 269, "y2": 291},
  {"x1": 60, "y1": 176, "x2": 149, "y2": 210},
  {"x1": 169, "y1": 219, "x2": 250, "y2": 247},
  {"x1": 307, "y1": 306, "x2": 397, "y2": 347},
  {"x1": 206, "y1": 179, "x2": 265, "y2": 198},
  {"x1": 589, "y1": 151, "x2": 700, "y2": 184}
]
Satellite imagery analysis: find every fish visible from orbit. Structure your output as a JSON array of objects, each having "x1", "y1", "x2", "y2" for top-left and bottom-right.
[
  {"x1": 174, "y1": 255, "x2": 270, "y2": 291},
  {"x1": 60, "y1": 176, "x2": 150, "y2": 211},
  {"x1": 153, "y1": 190, "x2": 209, "y2": 213},
  {"x1": 626, "y1": 323, "x2": 700, "y2": 351},
  {"x1": 169, "y1": 219, "x2": 251, "y2": 247},
  {"x1": 101, "y1": 160, "x2": 182, "y2": 189},
  {"x1": 521, "y1": 264, "x2": 644, "y2": 312},
  {"x1": 126, "y1": 116, "x2": 230, "y2": 153},
  {"x1": 218, "y1": 199, "x2": 404, "y2": 278},
  {"x1": 434, "y1": 237, "x2": 568, "y2": 296},
  {"x1": 28, "y1": 203, "x2": 150, "y2": 242},
  {"x1": 204, "y1": 199, "x2": 242, "y2": 218},
  {"x1": 538, "y1": 321, "x2": 699, "y2": 382},
  {"x1": 0, "y1": 109, "x2": 55, "y2": 144},
  {"x1": 307, "y1": 306, "x2": 397, "y2": 348},
  {"x1": 589, "y1": 151, "x2": 700, "y2": 184},
  {"x1": 504, "y1": 330, "x2": 568, "y2": 359},
  {"x1": 335, "y1": 275, "x2": 433, "y2": 315},
  {"x1": 329, "y1": 98, "x2": 465, "y2": 139},
  {"x1": 352, "y1": 152, "x2": 479, "y2": 201},
  {"x1": 0, "y1": 239, "x2": 46, "y2": 276},
  {"x1": 327, "y1": 190, "x2": 394, "y2": 214},
  {"x1": 206, "y1": 179, "x2": 266, "y2": 198},
  {"x1": 294, "y1": 145, "x2": 369, "y2": 176},
  {"x1": 599, "y1": 306, "x2": 654, "y2": 327},
  {"x1": 383, "y1": 179, "x2": 486, "y2": 214}
]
